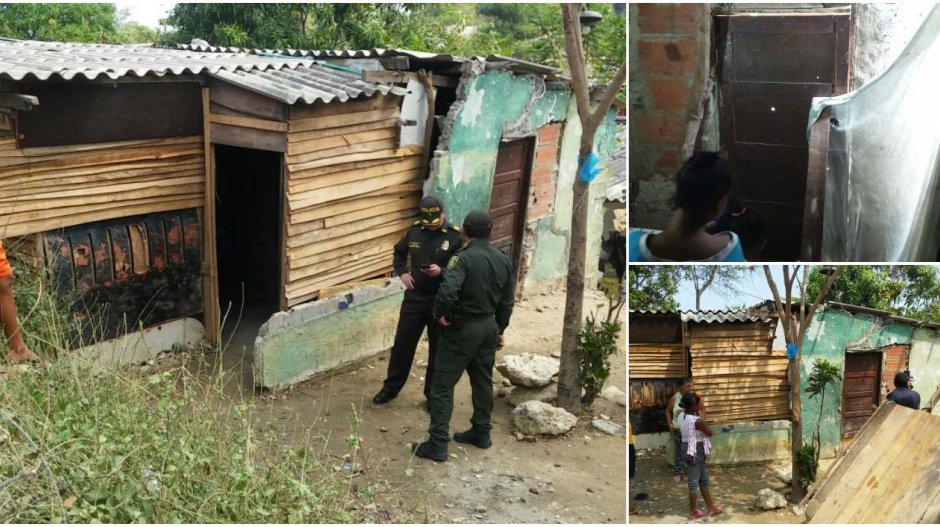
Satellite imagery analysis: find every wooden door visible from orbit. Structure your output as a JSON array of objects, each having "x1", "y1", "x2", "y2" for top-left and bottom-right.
[
  {"x1": 489, "y1": 138, "x2": 533, "y2": 269},
  {"x1": 841, "y1": 352, "x2": 881, "y2": 439},
  {"x1": 715, "y1": 13, "x2": 849, "y2": 260}
]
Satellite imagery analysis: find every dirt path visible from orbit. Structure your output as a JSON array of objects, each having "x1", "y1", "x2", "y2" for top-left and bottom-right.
[
  {"x1": 629, "y1": 449, "x2": 806, "y2": 524},
  {"x1": 204, "y1": 288, "x2": 626, "y2": 523}
]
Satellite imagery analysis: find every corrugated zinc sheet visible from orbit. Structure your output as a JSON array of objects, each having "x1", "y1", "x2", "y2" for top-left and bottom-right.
[
  {"x1": 0, "y1": 38, "x2": 314, "y2": 81},
  {"x1": 630, "y1": 309, "x2": 777, "y2": 324},
  {"x1": 210, "y1": 63, "x2": 407, "y2": 105},
  {"x1": 177, "y1": 44, "x2": 470, "y2": 63}
]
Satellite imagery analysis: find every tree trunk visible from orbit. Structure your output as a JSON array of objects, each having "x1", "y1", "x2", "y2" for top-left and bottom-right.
[
  {"x1": 555, "y1": 3, "x2": 626, "y2": 414},
  {"x1": 790, "y1": 353, "x2": 804, "y2": 501}
]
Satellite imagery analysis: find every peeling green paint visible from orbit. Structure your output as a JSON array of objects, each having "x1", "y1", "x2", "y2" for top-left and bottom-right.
[
  {"x1": 801, "y1": 308, "x2": 940, "y2": 457},
  {"x1": 255, "y1": 291, "x2": 403, "y2": 390}
]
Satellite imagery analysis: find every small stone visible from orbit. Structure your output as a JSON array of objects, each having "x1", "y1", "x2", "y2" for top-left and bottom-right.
[
  {"x1": 450, "y1": 453, "x2": 458, "y2": 459},
  {"x1": 553, "y1": 463, "x2": 562, "y2": 468},
  {"x1": 587, "y1": 487, "x2": 594, "y2": 493},
  {"x1": 497, "y1": 388, "x2": 509, "y2": 398},
  {"x1": 514, "y1": 431, "x2": 525, "y2": 441},
  {"x1": 473, "y1": 514, "x2": 484, "y2": 520},
  {"x1": 380, "y1": 427, "x2": 389, "y2": 433},
  {"x1": 536, "y1": 306, "x2": 545, "y2": 313},
  {"x1": 471, "y1": 467, "x2": 484, "y2": 474},
  {"x1": 599, "y1": 414, "x2": 611, "y2": 420},
  {"x1": 445, "y1": 503, "x2": 455, "y2": 508},
  {"x1": 792, "y1": 505, "x2": 806, "y2": 516},
  {"x1": 529, "y1": 487, "x2": 540, "y2": 495},
  {"x1": 591, "y1": 419, "x2": 624, "y2": 436},
  {"x1": 474, "y1": 506, "x2": 487, "y2": 514}
]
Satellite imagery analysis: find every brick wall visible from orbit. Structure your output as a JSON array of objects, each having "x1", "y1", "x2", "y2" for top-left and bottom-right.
[
  {"x1": 629, "y1": 3, "x2": 711, "y2": 229},
  {"x1": 527, "y1": 123, "x2": 562, "y2": 221}
]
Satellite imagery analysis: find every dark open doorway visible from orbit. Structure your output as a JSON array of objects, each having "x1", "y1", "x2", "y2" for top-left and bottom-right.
[{"x1": 214, "y1": 145, "x2": 283, "y2": 321}]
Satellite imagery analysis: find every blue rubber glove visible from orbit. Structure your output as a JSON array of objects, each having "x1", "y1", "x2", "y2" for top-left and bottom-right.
[{"x1": 577, "y1": 152, "x2": 602, "y2": 183}]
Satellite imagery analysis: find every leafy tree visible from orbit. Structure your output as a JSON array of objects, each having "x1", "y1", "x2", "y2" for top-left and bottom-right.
[
  {"x1": 806, "y1": 265, "x2": 940, "y2": 322},
  {"x1": 801, "y1": 358, "x2": 842, "y2": 491},
  {"x1": 676, "y1": 266, "x2": 753, "y2": 310},
  {"x1": 0, "y1": 3, "x2": 117, "y2": 43},
  {"x1": 629, "y1": 267, "x2": 679, "y2": 312},
  {"x1": 115, "y1": 8, "x2": 157, "y2": 44}
]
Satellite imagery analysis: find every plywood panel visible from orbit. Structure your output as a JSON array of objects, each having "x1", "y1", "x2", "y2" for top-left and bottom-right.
[
  {"x1": 0, "y1": 136, "x2": 205, "y2": 238},
  {"x1": 282, "y1": 99, "x2": 421, "y2": 307},
  {"x1": 629, "y1": 343, "x2": 687, "y2": 379}
]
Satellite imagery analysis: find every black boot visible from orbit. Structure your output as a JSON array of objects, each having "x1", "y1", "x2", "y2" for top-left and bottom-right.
[
  {"x1": 453, "y1": 427, "x2": 492, "y2": 449},
  {"x1": 372, "y1": 390, "x2": 397, "y2": 405},
  {"x1": 412, "y1": 440, "x2": 448, "y2": 462}
]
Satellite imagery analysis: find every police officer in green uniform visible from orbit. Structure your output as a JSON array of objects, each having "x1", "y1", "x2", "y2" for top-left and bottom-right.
[
  {"x1": 373, "y1": 196, "x2": 464, "y2": 406},
  {"x1": 412, "y1": 210, "x2": 515, "y2": 461}
]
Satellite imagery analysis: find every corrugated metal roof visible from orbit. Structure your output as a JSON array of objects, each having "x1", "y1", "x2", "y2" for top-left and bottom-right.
[
  {"x1": 211, "y1": 63, "x2": 407, "y2": 105},
  {"x1": 630, "y1": 309, "x2": 777, "y2": 323},
  {"x1": 177, "y1": 44, "x2": 471, "y2": 63},
  {"x1": 0, "y1": 38, "x2": 315, "y2": 81}
]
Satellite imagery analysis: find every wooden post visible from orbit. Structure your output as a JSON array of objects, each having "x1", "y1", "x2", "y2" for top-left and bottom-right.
[
  {"x1": 201, "y1": 87, "x2": 220, "y2": 346},
  {"x1": 418, "y1": 70, "x2": 437, "y2": 180},
  {"x1": 556, "y1": 3, "x2": 627, "y2": 413},
  {"x1": 801, "y1": 108, "x2": 831, "y2": 260}
]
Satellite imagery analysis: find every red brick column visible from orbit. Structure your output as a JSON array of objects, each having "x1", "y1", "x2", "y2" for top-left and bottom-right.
[{"x1": 527, "y1": 123, "x2": 563, "y2": 221}]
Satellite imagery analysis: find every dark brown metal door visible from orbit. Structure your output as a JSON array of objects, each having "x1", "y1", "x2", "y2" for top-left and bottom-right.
[
  {"x1": 715, "y1": 13, "x2": 849, "y2": 260},
  {"x1": 842, "y1": 352, "x2": 881, "y2": 439},
  {"x1": 489, "y1": 138, "x2": 533, "y2": 269}
]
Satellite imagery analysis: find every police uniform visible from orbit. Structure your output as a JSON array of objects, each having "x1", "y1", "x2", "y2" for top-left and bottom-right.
[
  {"x1": 374, "y1": 197, "x2": 464, "y2": 405},
  {"x1": 413, "y1": 210, "x2": 515, "y2": 461}
]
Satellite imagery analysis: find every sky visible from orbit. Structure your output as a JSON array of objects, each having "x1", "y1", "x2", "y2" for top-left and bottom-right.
[
  {"x1": 114, "y1": 0, "x2": 174, "y2": 28},
  {"x1": 675, "y1": 265, "x2": 792, "y2": 311}
]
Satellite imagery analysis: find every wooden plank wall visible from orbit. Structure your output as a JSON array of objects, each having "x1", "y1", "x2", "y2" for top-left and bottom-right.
[
  {"x1": 689, "y1": 321, "x2": 790, "y2": 424},
  {"x1": 629, "y1": 343, "x2": 688, "y2": 378},
  {"x1": 284, "y1": 94, "x2": 423, "y2": 307},
  {"x1": 0, "y1": 128, "x2": 205, "y2": 238}
]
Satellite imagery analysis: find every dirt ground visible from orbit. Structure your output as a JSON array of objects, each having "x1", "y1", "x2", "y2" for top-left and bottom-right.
[
  {"x1": 629, "y1": 448, "x2": 807, "y2": 524},
  {"x1": 205, "y1": 287, "x2": 627, "y2": 524}
]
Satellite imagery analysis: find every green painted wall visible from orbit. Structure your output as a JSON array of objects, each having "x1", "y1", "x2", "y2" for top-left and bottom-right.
[
  {"x1": 909, "y1": 328, "x2": 940, "y2": 415},
  {"x1": 665, "y1": 421, "x2": 792, "y2": 465},
  {"x1": 430, "y1": 68, "x2": 619, "y2": 295},
  {"x1": 800, "y1": 308, "x2": 930, "y2": 457},
  {"x1": 254, "y1": 287, "x2": 403, "y2": 390}
]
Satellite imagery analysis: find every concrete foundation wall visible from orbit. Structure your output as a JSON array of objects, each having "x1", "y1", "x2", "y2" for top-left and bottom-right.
[
  {"x1": 663, "y1": 420, "x2": 792, "y2": 466},
  {"x1": 73, "y1": 317, "x2": 206, "y2": 367},
  {"x1": 253, "y1": 281, "x2": 405, "y2": 391}
]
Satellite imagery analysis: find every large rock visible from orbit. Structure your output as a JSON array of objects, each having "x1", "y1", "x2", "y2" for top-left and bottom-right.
[
  {"x1": 756, "y1": 488, "x2": 787, "y2": 510},
  {"x1": 506, "y1": 384, "x2": 557, "y2": 407},
  {"x1": 511, "y1": 401, "x2": 577, "y2": 436},
  {"x1": 496, "y1": 353, "x2": 560, "y2": 387},
  {"x1": 600, "y1": 386, "x2": 627, "y2": 407},
  {"x1": 772, "y1": 464, "x2": 792, "y2": 484}
]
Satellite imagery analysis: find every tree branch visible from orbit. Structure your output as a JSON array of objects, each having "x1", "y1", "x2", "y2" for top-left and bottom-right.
[
  {"x1": 561, "y1": 3, "x2": 592, "y2": 128},
  {"x1": 588, "y1": 63, "x2": 626, "y2": 131},
  {"x1": 764, "y1": 265, "x2": 789, "y2": 343}
]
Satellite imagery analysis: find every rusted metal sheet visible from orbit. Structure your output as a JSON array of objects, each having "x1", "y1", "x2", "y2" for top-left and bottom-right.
[
  {"x1": 489, "y1": 138, "x2": 533, "y2": 269},
  {"x1": 42, "y1": 209, "x2": 203, "y2": 348},
  {"x1": 629, "y1": 379, "x2": 685, "y2": 434},
  {"x1": 841, "y1": 351, "x2": 881, "y2": 438},
  {"x1": 716, "y1": 13, "x2": 850, "y2": 261},
  {"x1": 17, "y1": 82, "x2": 203, "y2": 147},
  {"x1": 628, "y1": 311, "x2": 682, "y2": 343}
]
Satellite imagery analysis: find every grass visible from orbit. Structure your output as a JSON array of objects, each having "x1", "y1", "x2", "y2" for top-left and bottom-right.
[{"x1": 0, "y1": 245, "x2": 361, "y2": 523}]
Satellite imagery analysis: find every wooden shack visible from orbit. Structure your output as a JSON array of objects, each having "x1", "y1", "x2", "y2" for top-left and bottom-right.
[
  {"x1": 0, "y1": 40, "x2": 418, "y2": 351},
  {"x1": 629, "y1": 309, "x2": 787, "y2": 433}
]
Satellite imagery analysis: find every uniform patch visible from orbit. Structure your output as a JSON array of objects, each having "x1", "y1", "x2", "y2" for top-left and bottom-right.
[
  {"x1": 441, "y1": 240, "x2": 450, "y2": 251},
  {"x1": 447, "y1": 255, "x2": 459, "y2": 270},
  {"x1": 409, "y1": 241, "x2": 421, "y2": 249}
]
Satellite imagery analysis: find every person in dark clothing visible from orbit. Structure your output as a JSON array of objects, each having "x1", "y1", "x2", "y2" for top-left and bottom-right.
[
  {"x1": 373, "y1": 196, "x2": 464, "y2": 406},
  {"x1": 412, "y1": 210, "x2": 515, "y2": 462},
  {"x1": 886, "y1": 371, "x2": 921, "y2": 410},
  {"x1": 706, "y1": 197, "x2": 768, "y2": 261}
]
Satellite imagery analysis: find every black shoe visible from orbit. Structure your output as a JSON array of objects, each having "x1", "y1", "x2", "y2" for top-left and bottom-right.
[
  {"x1": 372, "y1": 390, "x2": 397, "y2": 405},
  {"x1": 412, "y1": 440, "x2": 448, "y2": 462},
  {"x1": 453, "y1": 428, "x2": 492, "y2": 449}
]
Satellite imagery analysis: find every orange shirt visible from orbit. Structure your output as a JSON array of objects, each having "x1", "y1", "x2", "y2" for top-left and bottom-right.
[{"x1": 0, "y1": 240, "x2": 12, "y2": 278}]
